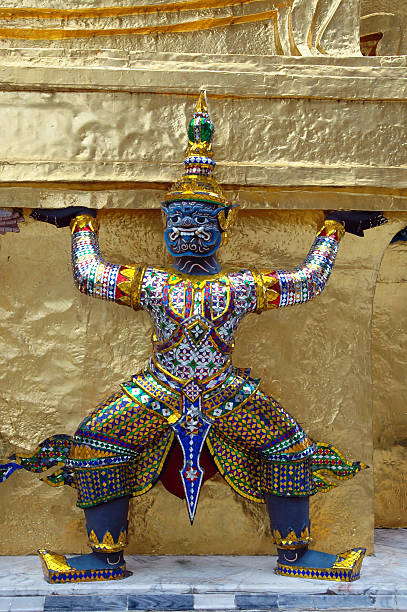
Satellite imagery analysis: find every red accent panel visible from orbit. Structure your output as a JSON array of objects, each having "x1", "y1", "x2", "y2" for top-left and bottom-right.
[
  {"x1": 115, "y1": 266, "x2": 130, "y2": 301},
  {"x1": 262, "y1": 271, "x2": 281, "y2": 308},
  {"x1": 73, "y1": 224, "x2": 93, "y2": 234},
  {"x1": 319, "y1": 228, "x2": 339, "y2": 241},
  {"x1": 160, "y1": 442, "x2": 218, "y2": 499}
]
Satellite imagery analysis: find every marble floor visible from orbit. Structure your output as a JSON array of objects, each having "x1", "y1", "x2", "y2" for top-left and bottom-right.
[{"x1": 0, "y1": 529, "x2": 406, "y2": 611}]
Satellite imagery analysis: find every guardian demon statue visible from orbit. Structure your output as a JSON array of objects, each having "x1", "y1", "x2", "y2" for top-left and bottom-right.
[{"x1": 1, "y1": 92, "x2": 386, "y2": 584}]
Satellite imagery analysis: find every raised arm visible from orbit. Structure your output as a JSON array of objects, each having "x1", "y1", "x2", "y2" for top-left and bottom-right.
[
  {"x1": 70, "y1": 214, "x2": 145, "y2": 308},
  {"x1": 254, "y1": 219, "x2": 344, "y2": 311},
  {"x1": 254, "y1": 211, "x2": 387, "y2": 311},
  {"x1": 31, "y1": 207, "x2": 145, "y2": 310}
]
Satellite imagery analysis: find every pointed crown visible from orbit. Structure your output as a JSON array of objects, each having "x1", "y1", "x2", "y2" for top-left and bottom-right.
[{"x1": 164, "y1": 90, "x2": 229, "y2": 207}]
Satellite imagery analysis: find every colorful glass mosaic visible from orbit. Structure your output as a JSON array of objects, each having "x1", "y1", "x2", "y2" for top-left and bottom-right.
[
  {"x1": 275, "y1": 548, "x2": 366, "y2": 582},
  {"x1": 38, "y1": 549, "x2": 127, "y2": 584}
]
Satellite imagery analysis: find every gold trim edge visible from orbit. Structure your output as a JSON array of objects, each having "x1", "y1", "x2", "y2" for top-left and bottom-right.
[
  {"x1": 0, "y1": 0, "x2": 285, "y2": 20},
  {"x1": 0, "y1": 9, "x2": 282, "y2": 40}
]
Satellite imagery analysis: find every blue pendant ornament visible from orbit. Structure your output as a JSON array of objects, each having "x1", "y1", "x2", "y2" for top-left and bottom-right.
[{"x1": 172, "y1": 393, "x2": 212, "y2": 523}]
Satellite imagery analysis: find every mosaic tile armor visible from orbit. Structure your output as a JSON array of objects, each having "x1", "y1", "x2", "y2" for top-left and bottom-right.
[{"x1": 65, "y1": 214, "x2": 356, "y2": 522}]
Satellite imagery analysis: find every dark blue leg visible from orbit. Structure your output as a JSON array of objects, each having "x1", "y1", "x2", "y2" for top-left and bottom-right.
[
  {"x1": 66, "y1": 496, "x2": 129, "y2": 571},
  {"x1": 265, "y1": 494, "x2": 337, "y2": 569}
]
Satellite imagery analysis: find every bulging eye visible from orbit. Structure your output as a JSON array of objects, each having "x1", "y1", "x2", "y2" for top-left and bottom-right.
[
  {"x1": 195, "y1": 216, "x2": 208, "y2": 224},
  {"x1": 170, "y1": 215, "x2": 180, "y2": 223}
]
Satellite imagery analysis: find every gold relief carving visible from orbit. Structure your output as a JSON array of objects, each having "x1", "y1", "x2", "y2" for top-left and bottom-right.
[
  {"x1": 284, "y1": 0, "x2": 361, "y2": 56},
  {"x1": 264, "y1": 290, "x2": 280, "y2": 306},
  {"x1": 167, "y1": 269, "x2": 228, "y2": 289},
  {"x1": 70, "y1": 214, "x2": 99, "y2": 235},
  {"x1": 317, "y1": 219, "x2": 346, "y2": 241},
  {"x1": 88, "y1": 529, "x2": 128, "y2": 552},
  {"x1": 261, "y1": 275, "x2": 279, "y2": 291},
  {"x1": 0, "y1": 0, "x2": 361, "y2": 57},
  {"x1": 220, "y1": 231, "x2": 229, "y2": 247},
  {"x1": 116, "y1": 282, "x2": 132, "y2": 306},
  {"x1": 166, "y1": 174, "x2": 229, "y2": 208},
  {"x1": 119, "y1": 267, "x2": 135, "y2": 281},
  {"x1": 272, "y1": 526, "x2": 312, "y2": 549},
  {"x1": 361, "y1": 1, "x2": 406, "y2": 56},
  {"x1": 186, "y1": 141, "x2": 213, "y2": 160},
  {"x1": 115, "y1": 264, "x2": 145, "y2": 309},
  {"x1": 0, "y1": 8, "x2": 283, "y2": 40},
  {"x1": 0, "y1": 0, "x2": 272, "y2": 20},
  {"x1": 276, "y1": 547, "x2": 366, "y2": 581},
  {"x1": 167, "y1": 413, "x2": 181, "y2": 424},
  {"x1": 289, "y1": 439, "x2": 313, "y2": 453}
]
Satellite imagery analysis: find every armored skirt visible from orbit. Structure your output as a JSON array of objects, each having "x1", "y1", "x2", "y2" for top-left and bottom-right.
[{"x1": 68, "y1": 366, "x2": 317, "y2": 509}]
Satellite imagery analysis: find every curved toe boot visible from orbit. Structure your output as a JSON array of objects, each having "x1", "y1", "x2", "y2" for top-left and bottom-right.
[
  {"x1": 38, "y1": 549, "x2": 127, "y2": 584},
  {"x1": 275, "y1": 546, "x2": 366, "y2": 582},
  {"x1": 38, "y1": 496, "x2": 130, "y2": 583},
  {"x1": 266, "y1": 493, "x2": 365, "y2": 582}
]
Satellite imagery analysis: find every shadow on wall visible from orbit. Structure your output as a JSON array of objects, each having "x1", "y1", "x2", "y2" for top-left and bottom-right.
[{"x1": 373, "y1": 227, "x2": 407, "y2": 528}]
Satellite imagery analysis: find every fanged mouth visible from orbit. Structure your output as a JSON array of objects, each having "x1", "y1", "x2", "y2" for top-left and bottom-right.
[{"x1": 169, "y1": 227, "x2": 211, "y2": 241}]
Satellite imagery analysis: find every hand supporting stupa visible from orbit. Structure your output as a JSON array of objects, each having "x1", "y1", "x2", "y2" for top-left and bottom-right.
[
  {"x1": 0, "y1": 208, "x2": 24, "y2": 234},
  {"x1": 30, "y1": 206, "x2": 96, "y2": 228},
  {"x1": 30, "y1": 206, "x2": 140, "y2": 309},
  {"x1": 325, "y1": 210, "x2": 388, "y2": 237}
]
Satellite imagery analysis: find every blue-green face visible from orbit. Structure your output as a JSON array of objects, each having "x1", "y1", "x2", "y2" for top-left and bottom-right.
[{"x1": 162, "y1": 201, "x2": 223, "y2": 258}]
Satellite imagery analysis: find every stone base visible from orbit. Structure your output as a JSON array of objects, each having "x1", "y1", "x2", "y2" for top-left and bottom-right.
[{"x1": 0, "y1": 530, "x2": 405, "y2": 611}]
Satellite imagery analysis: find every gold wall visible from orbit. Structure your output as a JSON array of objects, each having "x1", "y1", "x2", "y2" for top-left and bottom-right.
[
  {"x1": 0, "y1": 207, "x2": 406, "y2": 555},
  {"x1": 373, "y1": 238, "x2": 407, "y2": 527}
]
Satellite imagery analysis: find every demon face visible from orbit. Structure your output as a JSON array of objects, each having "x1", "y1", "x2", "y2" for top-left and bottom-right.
[{"x1": 162, "y1": 201, "x2": 223, "y2": 258}]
